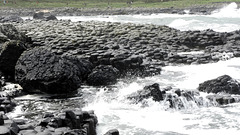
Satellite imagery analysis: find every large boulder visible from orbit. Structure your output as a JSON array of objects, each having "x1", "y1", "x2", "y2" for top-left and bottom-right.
[
  {"x1": 87, "y1": 65, "x2": 119, "y2": 86},
  {"x1": 0, "y1": 24, "x2": 32, "y2": 80},
  {"x1": 33, "y1": 12, "x2": 44, "y2": 19},
  {"x1": 46, "y1": 15, "x2": 57, "y2": 21},
  {"x1": 15, "y1": 47, "x2": 93, "y2": 94},
  {"x1": 0, "y1": 24, "x2": 31, "y2": 43},
  {"x1": 33, "y1": 12, "x2": 57, "y2": 21},
  {"x1": 0, "y1": 15, "x2": 23, "y2": 23},
  {"x1": 128, "y1": 83, "x2": 163, "y2": 102},
  {"x1": 198, "y1": 75, "x2": 240, "y2": 94},
  {"x1": 0, "y1": 41, "x2": 27, "y2": 79}
]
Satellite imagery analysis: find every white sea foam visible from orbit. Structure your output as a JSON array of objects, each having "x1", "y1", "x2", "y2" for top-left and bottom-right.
[
  {"x1": 211, "y1": 2, "x2": 240, "y2": 18},
  {"x1": 83, "y1": 57, "x2": 240, "y2": 135}
]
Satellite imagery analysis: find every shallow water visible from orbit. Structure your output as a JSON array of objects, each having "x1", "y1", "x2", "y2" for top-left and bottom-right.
[{"x1": 18, "y1": 2, "x2": 240, "y2": 135}]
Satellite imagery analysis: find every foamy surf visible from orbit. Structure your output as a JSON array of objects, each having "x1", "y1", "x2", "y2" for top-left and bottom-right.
[{"x1": 82, "y1": 57, "x2": 240, "y2": 135}]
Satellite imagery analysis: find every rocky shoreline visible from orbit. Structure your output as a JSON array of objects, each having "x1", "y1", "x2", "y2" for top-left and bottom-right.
[
  {"x1": 0, "y1": 2, "x2": 237, "y2": 16},
  {"x1": 0, "y1": 4, "x2": 240, "y2": 134}
]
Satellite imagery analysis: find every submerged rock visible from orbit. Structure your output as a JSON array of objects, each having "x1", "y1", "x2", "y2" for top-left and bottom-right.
[
  {"x1": 104, "y1": 129, "x2": 119, "y2": 135},
  {"x1": 198, "y1": 75, "x2": 240, "y2": 94},
  {"x1": 128, "y1": 83, "x2": 163, "y2": 102},
  {"x1": 15, "y1": 47, "x2": 93, "y2": 94},
  {"x1": 206, "y1": 94, "x2": 236, "y2": 105},
  {"x1": 127, "y1": 83, "x2": 209, "y2": 109}
]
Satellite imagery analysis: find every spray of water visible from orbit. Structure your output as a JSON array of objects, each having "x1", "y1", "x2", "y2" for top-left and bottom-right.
[
  {"x1": 83, "y1": 57, "x2": 240, "y2": 135},
  {"x1": 211, "y1": 2, "x2": 240, "y2": 18}
]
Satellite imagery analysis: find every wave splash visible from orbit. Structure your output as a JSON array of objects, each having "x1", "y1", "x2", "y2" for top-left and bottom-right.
[
  {"x1": 211, "y1": 2, "x2": 240, "y2": 18},
  {"x1": 82, "y1": 57, "x2": 240, "y2": 135}
]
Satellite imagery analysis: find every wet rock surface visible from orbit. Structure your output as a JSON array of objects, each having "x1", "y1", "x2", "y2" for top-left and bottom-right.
[
  {"x1": 0, "y1": 77, "x2": 22, "y2": 115},
  {"x1": 129, "y1": 81, "x2": 240, "y2": 108},
  {"x1": 0, "y1": 110, "x2": 97, "y2": 135},
  {"x1": 15, "y1": 47, "x2": 93, "y2": 94},
  {"x1": 128, "y1": 83, "x2": 204, "y2": 109},
  {"x1": 87, "y1": 65, "x2": 119, "y2": 86},
  {"x1": 104, "y1": 129, "x2": 120, "y2": 135},
  {"x1": 206, "y1": 94, "x2": 237, "y2": 105},
  {"x1": 128, "y1": 83, "x2": 163, "y2": 102},
  {"x1": 198, "y1": 75, "x2": 240, "y2": 94}
]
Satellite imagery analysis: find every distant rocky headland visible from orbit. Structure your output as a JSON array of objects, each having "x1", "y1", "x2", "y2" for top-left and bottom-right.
[{"x1": 0, "y1": 2, "x2": 236, "y2": 16}]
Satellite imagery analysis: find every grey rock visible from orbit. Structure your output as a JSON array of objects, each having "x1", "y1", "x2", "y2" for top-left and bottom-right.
[
  {"x1": 33, "y1": 12, "x2": 44, "y2": 19},
  {"x1": 198, "y1": 75, "x2": 240, "y2": 94},
  {"x1": 0, "y1": 41, "x2": 26, "y2": 79},
  {"x1": 128, "y1": 83, "x2": 163, "y2": 102},
  {"x1": 104, "y1": 129, "x2": 119, "y2": 135},
  {"x1": 46, "y1": 15, "x2": 58, "y2": 21},
  {"x1": 15, "y1": 47, "x2": 93, "y2": 94},
  {"x1": 0, "y1": 24, "x2": 31, "y2": 43},
  {"x1": 0, "y1": 15, "x2": 23, "y2": 23},
  {"x1": 87, "y1": 65, "x2": 119, "y2": 86}
]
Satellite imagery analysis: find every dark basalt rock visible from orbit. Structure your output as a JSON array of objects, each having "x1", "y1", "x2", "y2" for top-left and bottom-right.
[
  {"x1": 0, "y1": 41, "x2": 27, "y2": 79},
  {"x1": 33, "y1": 12, "x2": 57, "y2": 21},
  {"x1": 180, "y1": 29, "x2": 225, "y2": 48},
  {"x1": 0, "y1": 24, "x2": 32, "y2": 80},
  {"x1": 104, "y1": 129, "x2": 119, "y2": 135},
  {"x1": 87, "y1": 65, "x2": 119, "y2": 86},
  {"x1": 0, "y1": 24, "x2": 31, "y2": 43},
  {"x1": 128, "y1": 83, "x2": 209, "y2": 108},
  {"x1": 0, "y1": 15, "x2": 23, "y2": 23},
  {"x1": 128, "y1": 83, "x2": 163, "y2": 102},
  {"x1": 34, "y1": 110, "x2": 97, "y2": 135},
  {"x1": 33, "y1": 12, "x2": 44, "y2": 19},
  {"x1": 46, "y1": 15, "x2": 57, "y2": 21},
  {"x1": 198, "y1": 75, "x2": 240, "y2": 94},
  {"x1": 15, "y1": 47, "x2": 93, "y2": 94},
  {"x1": 0, "y1": 76, "x2": 5, "y2": 88}
]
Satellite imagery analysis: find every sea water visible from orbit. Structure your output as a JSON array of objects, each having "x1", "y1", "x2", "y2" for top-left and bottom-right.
[
  {"x1": 19, "y1": 2, "x2": 240, "y2": 135},
  {"x1": 57, "y1": 2, "x2": 240, "y2": 32}
]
